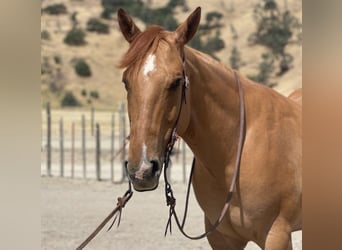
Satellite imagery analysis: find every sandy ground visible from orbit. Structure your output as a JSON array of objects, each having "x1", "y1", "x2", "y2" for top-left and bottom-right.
[{"x1": 41, "y1": 177, "x2": 302, "y2": 250}]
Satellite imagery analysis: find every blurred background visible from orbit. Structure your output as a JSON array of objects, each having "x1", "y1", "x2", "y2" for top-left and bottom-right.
[
  {"x1": 41, "y1": 0, "x2": 302, "y2": 111},
  {"x1": 40, "y1": 1, "x2": 302, "y2": 249},
  {"x1": 40, "y1": 0, "x2": 302, "y2": 180}
]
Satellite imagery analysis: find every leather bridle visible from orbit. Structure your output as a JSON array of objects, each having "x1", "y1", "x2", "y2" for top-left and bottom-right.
[
  {"x1": 162, "y1": 61, "x2": 246, "y2": 239},
  {"x1": 75, "y1": 58, "x2": 246, "y2": 248}
]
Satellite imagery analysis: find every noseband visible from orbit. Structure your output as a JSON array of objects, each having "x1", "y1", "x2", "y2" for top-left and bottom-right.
[{"x1": 162, "y1": 59, "x2": 246, "y2": 239}]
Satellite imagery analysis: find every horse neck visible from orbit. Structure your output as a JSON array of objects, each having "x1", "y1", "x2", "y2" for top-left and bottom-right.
[{"x1": 179, "y1": 47, "x2": 242, "y2": 169}]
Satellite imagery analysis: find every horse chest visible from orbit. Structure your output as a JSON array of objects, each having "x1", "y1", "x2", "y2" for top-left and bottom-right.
[{"x1": 191, "y1": 161, "x2": 271, "y2": 238}]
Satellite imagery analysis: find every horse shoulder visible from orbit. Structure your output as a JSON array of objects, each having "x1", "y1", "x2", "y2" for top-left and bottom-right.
[{"x1": 288, "y1": 88, "x2": 302, "y2": 105}]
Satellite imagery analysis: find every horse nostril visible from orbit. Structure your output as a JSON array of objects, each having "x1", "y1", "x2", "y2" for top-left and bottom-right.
[{"x1": 150, "y1": 160, "x2": 160, "y2": 175}]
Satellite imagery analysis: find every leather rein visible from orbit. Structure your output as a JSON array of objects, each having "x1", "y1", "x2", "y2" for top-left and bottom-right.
[
  {"x1": 75, "y1": 61, "x2": 246, "y2": 248},
  {"x1": 163, "y1": 65, "x2": 246, "y2": 239}
]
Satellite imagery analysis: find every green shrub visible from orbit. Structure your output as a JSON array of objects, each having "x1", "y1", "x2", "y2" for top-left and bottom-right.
[
  {"x1": 41, "y1": 30, "x2": 51, "y2": 40},
  {"x1": 248, "y1": 0, "x2": 301, "y2": 75},
  {"x1": 86, "y1": 18, "x2": 109, "y2": 34},
  {"x1": 43, "y1": 3, "x2": 67, "y2": 15},
  {"x1": 90, "y1": 90, "x2": 99, "y2": 99},
  {"x1": 101, "y1": 0, "x2": 186, "y2": 30},
  {"x1": 101, "y1": 0, "x2": 224, "y2": 58},
  {"x1": 249, "y1": 53, "x2": 276, "y2": 87},
  {"x1": 101, "y1": 8, "x2": 112, "y2": 19},
  {"x1": 205, "y1": 11, "x2": 223, "y2": 25},
  {"x1": 54, "y1": 55, "x2": 62, "y2": 64},
  {"x1": 41, "y1": 57, "x2": 51, "y2": 75},
  {"x1": 81, "y1": 89, "x2": 87, "y2": 97},
  {"x1": 203, "y1": 32, "x2": 225, "y2": 54},
  {"x1": 229, "y1": 46, "x2": 242, "y2": 70},
  {"x1": 61, "y1": 91, "x2": 80, "y2": 107},
  {"x1": 70, "y1": 11, "x2": 79, "y2": 28},
  {"x1": 64, "y1": 28, "x2": 86, "y2": 46},
  {"x1": 189, "y1": 12, "x2": 225, "y2": 59},
  {"x1": 74, "y1": 59, "x2": 91, "y2": 77},
  {"x1": 278, "y1": 53, "x2": 293, "y2": 76}
]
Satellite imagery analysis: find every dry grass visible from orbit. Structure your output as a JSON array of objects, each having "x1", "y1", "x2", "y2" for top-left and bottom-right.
[{"x1": 41, "y1": 0, "x2": 302, "y2": 110}]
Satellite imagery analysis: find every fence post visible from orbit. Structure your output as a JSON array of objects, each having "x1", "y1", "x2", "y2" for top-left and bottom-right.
[
  {"x1": 91, "y1": 106, "x2": 94, "y2": 136},
  {"x1": 96, "y1": 123, "x2": 101, "y2": 181},
  {"x1": 110, "y1": 113, "x2": 115, "y2": 183},
  {"x1": 120, "y1": 103, "x2": 127, "y2": 182},
  {"x1": 59, "y1": 117, "x2": 64, "y2": 177},
  {"x1": 46, "y1": 102, "x2": 51, "y2": 176},
  {"x1": 71, "y1": 122, "x2": 75, "y2": 178},
  {"x1": 182, "y1": 139, "x2": 186, "y2": 184},
  {"x1": 82, "y1": 114, "x2": 86, "y2": 178}
]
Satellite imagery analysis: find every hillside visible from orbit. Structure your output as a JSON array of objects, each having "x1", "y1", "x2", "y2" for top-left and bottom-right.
[{"x1": 41, "y1": 0, "x2": 302, "y2": 111}]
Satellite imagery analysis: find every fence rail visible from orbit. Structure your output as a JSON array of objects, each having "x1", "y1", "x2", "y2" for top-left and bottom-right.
[{"x1": 41, "y1": 103, "x2": 194, "y2": 183}]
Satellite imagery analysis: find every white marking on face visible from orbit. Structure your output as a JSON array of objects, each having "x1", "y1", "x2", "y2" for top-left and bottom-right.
[
  {"x1": 143, "y1": 54, "x2": 156, "y2": 76},
  {"x1": 135, "y1": 143, "x2": 161, "y2": 179},
  {"x1": 142, "y1": 143, "x2": 148, "y2": 164},
  {"x1": 135, "y1": 143, "x2": 150, "y2": 180}
]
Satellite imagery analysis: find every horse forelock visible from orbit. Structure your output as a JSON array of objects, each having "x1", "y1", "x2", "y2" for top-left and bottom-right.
[{"x1": 118, "y1": 25, "x2": 166, "y2": 70}]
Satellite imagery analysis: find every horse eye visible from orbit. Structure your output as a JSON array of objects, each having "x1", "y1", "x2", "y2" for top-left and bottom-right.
[
  {"x1": 122, "y1": 79, "x2": 129, "y2": 91},
  {"x1": 169, "y1": 78, "x2": 183, "y2": 90}
]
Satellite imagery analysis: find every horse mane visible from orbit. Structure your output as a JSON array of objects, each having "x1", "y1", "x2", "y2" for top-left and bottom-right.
[{"x1": 118, "y1": 25, "x2": 165, "y2": 69}]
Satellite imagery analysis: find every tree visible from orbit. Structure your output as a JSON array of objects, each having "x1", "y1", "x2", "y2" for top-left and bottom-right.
[
  {"x1": 42, "y1": 3, "x2": 67, "y2": 15},
  {"x1": 101, "y1": 0, "x2": 225, "y2": 59},
  {"x1": 61, "y1": 91, "x2": 80, "y2": 107},
  {"x1": 229, "y1": 24, "x2": 242, "y2": 70},
  {"x1": 74, "y1": 59, "x2": 92, "y2": 77},
  {"x1": 230, "y1": 46, "x2": 241, "y2": 70},
  {"x1": 70, "y1": 11, "x2": 79, "y2": 28},
  {"x1": 86, "y1": 18, "x2": 109, "y2": 34},
  {"x1": 249, "y1": 0, "x2": 301, "y2": 76},
  {"x1": 248, "y1": 52, "x2": 276, "y2": 87},
  {"x1": 64, "y1": 28, "x2": 86, "y2": 46},
  {"x1": 189, "y1": 11, "x2": 225, "y2": 60}
]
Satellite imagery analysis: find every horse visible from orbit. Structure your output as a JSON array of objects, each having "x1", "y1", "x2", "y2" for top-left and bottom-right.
[
  {"x1": 117, "y1": 7, "x2": 302, "y2": 250},
  {"x1": 288, "y1": 88, "x2": 302, "y2": 105}
]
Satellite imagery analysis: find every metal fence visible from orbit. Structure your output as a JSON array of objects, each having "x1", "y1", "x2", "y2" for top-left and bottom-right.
[{"x1": 41, "y1": 103, "x2": 194, "y2": 183}]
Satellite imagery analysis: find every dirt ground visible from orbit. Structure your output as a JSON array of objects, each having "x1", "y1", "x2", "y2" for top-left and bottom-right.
[{"x1": 41, "y1": 177, "x2": 302, "y2": 250}]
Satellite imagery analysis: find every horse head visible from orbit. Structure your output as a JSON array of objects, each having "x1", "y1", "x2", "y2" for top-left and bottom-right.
[{"x1": 117, "y1": 7, "x2": 201, "y2": 191}]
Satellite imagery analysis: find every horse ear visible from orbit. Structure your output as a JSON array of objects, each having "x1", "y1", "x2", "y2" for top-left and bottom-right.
[
  {"x1": 117, "y1": 8, "x2": 141, "y2": 43},
  {"x1": 175, "y1": 7, "x2": 201, "y2": 45}
]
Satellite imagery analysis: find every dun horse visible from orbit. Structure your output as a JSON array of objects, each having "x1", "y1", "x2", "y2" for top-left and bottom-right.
[{"x1": 117, "y1": 7, "x2": 301, "y2": 250}]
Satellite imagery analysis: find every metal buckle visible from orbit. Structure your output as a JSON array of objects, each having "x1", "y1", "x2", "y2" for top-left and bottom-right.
[{"x1": 185, "y1": 76, "x2": 190, "y2": 88}]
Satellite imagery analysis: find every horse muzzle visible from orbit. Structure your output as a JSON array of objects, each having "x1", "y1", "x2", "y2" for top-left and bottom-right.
[{"x1": 125, "y1": 160, "x2": 162, "y2": 192}]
